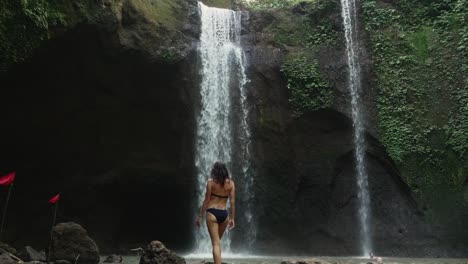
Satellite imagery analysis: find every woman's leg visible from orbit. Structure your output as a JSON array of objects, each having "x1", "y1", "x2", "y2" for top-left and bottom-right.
[
  {"x1": 218, "y1": 217, "x2": 229, "y2": 239},
  {"x1": 206, "y1": 212, "x2": 222, "y2": 264}
]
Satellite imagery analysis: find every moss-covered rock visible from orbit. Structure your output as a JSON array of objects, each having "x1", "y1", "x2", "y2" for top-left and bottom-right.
[
  {"x1": 0, "y1": 0, "x2": 200, "y2": 73},
  {"x1": 244, "y1": 1, "x2": 344, "y2": 117},
  {"x1": 200, "y1": 0, "x2": 233, "y2": 9}
]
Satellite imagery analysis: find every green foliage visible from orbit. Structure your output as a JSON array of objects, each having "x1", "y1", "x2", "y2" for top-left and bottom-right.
[
  {"x1": 363, "y1": 0, "x2": 468, "y2": 226},
  {"x1": 396, "y1": 0, "x2": 458, "y2": 26},
  {"x1": 281, "y1": 56, "x2": 333, "y2": 116},
  {"x1": 0, "y1": 0, "x2": 65, "y2": 72},
  {"x1": 305, "y1": 19, "x2": 340, "y2": 48}
]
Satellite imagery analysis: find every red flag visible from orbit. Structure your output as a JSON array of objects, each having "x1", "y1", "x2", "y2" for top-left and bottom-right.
[
  {"x1": 48, "y1": 194, "x2": 60, "y2": 204},
  {"x1": 0, "y1": 172, "x2": 15, "y2": 186}
]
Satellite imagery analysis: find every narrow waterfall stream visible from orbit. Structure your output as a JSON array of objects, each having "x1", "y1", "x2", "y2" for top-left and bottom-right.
[
  {"x1": 339, "y1": 0, "x2": 373, "y2": 256},
  {"x1": 194, "y1": 2, "x2": 255, "y2": 255}
]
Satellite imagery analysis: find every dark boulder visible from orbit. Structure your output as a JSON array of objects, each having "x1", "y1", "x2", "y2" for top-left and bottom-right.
[
  {"x1": 139, "y1": 241, "x2": 185, "y2": 264},
  {"x1": 49, "y1": 222, "x2": 99, "y2": 264}
]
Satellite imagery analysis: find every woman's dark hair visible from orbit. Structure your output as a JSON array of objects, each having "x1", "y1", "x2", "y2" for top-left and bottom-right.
[{"x1": 211, "y1": 161, "x2": 230, "y2": 186}]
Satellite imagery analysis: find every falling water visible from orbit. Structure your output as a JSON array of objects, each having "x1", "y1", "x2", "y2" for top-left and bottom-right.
[
  {"x1": 339, "y1": 0, "x2": 372, "y2": 256},
  {"x1": 194, "y1": 2, "x2": 254, "y2": 255}
]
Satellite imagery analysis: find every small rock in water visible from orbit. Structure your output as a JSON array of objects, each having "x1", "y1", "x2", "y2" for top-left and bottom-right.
[
  {"x1": 103, "y1": 254, "x2": 123, "y2": 263},
  {"x1": 19, "y1": 246, "x2": 46, "y2": 262},
  {"x1": 281, "y1": 258, "x2": 332, "y2": 264}
]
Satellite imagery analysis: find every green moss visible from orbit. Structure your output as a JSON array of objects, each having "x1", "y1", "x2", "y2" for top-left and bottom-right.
[
  {"x1": 202, "y1": 0, "x2": 232, "y2": 9},
  {"x1": 363, "y1": 0, "x2": 468, "y2": 227},
  {"x1": 0, "y1": 0, "x2": 66, "y2": 72},
  {"x1": 128, "y1": 0, "x2": 182, "y2": 30},
  {"x1": 409, "y1": 26, "x2": 433, "y2": 62},
  {"x1": 256, "y1": 0, "x2": 339, "y2": 116},
  {"x1": 264, "y1": 0, "x2": 340, "y2": 48},
  {"x1": 243, "y1": 0, "x2": 319, "y2": 10}
]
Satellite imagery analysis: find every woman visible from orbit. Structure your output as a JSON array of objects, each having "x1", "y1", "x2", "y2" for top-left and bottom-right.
[{"x1": 196, "y1": 161, "x2": 235, "y2": 264}]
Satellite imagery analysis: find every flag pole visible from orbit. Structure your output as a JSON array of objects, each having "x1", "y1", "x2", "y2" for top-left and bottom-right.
[
  {"x1": 46, "y1": 201, "x2": 58, "y2": 264},
  {"x1": 0, "y1": 182, "x2": 13, "y2": 241}
]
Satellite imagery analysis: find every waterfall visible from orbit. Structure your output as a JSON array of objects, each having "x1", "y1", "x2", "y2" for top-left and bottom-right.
[
  {"x1": 194, "y1": 2, "x2": 255, "y2": 255},
  {"x1": 339, "y1": 0, "x2": 373, "y2": 256}
]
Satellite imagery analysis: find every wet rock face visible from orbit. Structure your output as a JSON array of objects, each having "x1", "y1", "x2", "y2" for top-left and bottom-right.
[
  {"x1": 241, "y1": 5, "x2": 443, "y2": 257},
  {"x1": 247, "y1": 107, "x2": 435, "y2": 256},
  {"x1": 464, "y1": 178, "x2": 468, "y2": 202},
  {"x1": 50, "y1": 222, "x2": 100, "y2": 264}
]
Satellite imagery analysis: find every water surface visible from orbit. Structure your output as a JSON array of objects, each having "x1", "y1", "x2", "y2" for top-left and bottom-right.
[{"x1": 116, "y1": 255, "x2": 468, "y2": 264}]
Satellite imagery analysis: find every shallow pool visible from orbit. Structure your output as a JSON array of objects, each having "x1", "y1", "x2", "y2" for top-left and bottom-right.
[{"x1": 115, "y1": 255, "x2": 468, "y2": 264}]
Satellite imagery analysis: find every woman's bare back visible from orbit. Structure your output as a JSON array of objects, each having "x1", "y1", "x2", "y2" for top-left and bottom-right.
[{"x1": 207, "y1": 179, "x2": 234, "y2": 209}]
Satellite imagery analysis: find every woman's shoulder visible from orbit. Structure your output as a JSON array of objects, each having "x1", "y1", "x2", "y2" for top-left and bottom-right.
[
  {"x1": 206, "y1": 179, "x2": 214, "y2": 187},
  {"x1": 226, "y1": 179, "x2": 235, "y2": 187}
]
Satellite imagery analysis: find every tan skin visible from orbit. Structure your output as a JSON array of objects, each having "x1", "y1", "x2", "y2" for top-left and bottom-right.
[{"x1": 196, "y1": 179, "x2": 236, "y2": 264}]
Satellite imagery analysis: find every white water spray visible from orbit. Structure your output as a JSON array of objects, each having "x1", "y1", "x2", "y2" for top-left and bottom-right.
[
  {"x1": 339, "y1": 0, "x2": 372, "y2": 256},
  {"x1": 194, "y1": 2, "x2": 255, "y2": 255}
]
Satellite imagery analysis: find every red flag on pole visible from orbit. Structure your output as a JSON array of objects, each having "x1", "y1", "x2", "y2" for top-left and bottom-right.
[
  {"x1": 48, "y1": 194, "x2": 60, "y2": 204},
  {"x1": 0, "y1": 172, "x2": 15, "y2": 186}
]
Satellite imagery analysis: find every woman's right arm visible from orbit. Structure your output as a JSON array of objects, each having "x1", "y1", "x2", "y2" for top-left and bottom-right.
[{"x1": 229, "y1": 182, "x2": 236, "y2": 230}]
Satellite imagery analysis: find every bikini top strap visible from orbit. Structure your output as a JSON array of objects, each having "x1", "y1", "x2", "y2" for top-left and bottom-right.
[{"x1": 211, "y1": 193, "x2": 229, "y2": 199}]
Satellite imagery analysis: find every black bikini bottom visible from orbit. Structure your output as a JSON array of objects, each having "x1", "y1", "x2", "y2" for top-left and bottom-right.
[{"x1": 206, "y1": 208, "x2": 228, "y2": 223}]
